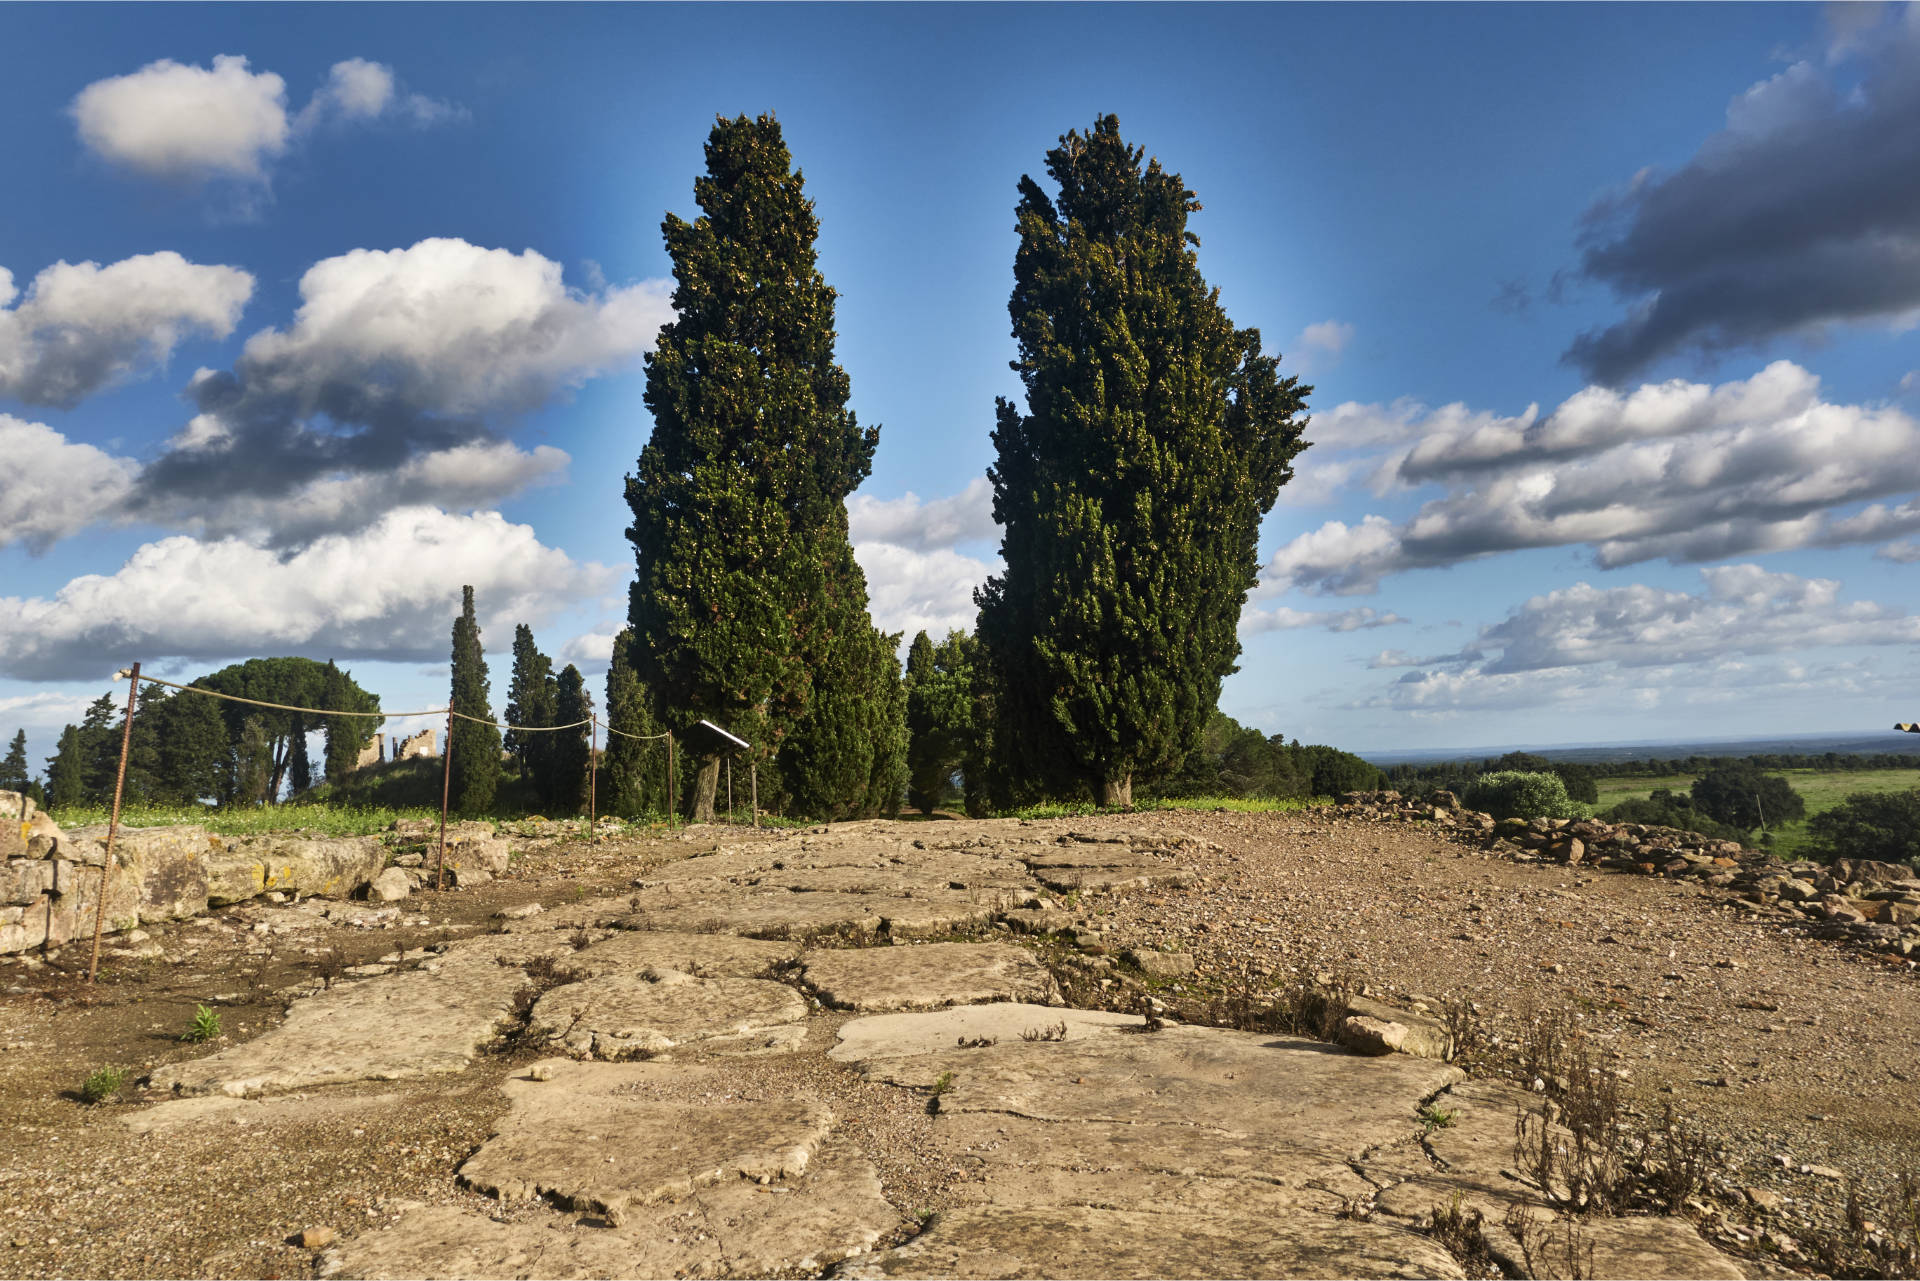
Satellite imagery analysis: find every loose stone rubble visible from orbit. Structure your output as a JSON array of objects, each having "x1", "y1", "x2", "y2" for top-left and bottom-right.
[
  {"x1": 1337, "y1": 789, "x2": 1920, "y2": 959},
  {"x1": 99, "y1": 816, "x2": 1746, "y2": 1279}
]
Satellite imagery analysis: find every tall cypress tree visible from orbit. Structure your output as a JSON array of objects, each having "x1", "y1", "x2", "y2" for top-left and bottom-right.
[
  {"x1": 448, "y1": 584, "x2": 503, "y2": 815},
  {"x1": 778, "y1": 546, "x2": 906, "y2": 820},
  {"x1": 287, "y1": 716, "x2": 312, "y2": 794},
  {"x1": 320, "y1": 661, "x2": 381, "y2": 782},
  {"x1": 45, "y1": 725, "x2": 87, "y2": 810},
  {"x1": 977, "y1": 115, "x2": 1310, "y2": 807},
  {"x1": 503, "y1": 625, "x2": 557, "y2": 784},
  {"x1": 626, "y1": 113, "x2": 880, "y2": 822},
  {"x1": 543, "y1": 664, "x2": 593, "y2": 815},
  {"x1": 78, "y1": 693, "x2": 120, "y2": 803},
  {"x1": 904, "y1": 629, "x2": 979, "y2": 814},
  {"x1": 0, "y1": 730, "x2": 28, "y2": 794},
  {"x1": 604, "y1": 628, "x2": 666, "y2": 818}
]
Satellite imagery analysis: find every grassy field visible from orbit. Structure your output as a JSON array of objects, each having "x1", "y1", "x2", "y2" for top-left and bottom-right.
[
  {"x1": 1594, "y1": 767, "x2": 1920, "y2": 858},
  {"x1": 46, "y1": 801, "x2": 439, "y2": 837}
]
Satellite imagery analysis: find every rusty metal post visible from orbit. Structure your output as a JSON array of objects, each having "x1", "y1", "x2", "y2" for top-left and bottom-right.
[
  {"x1": 668, "y1": 731, "x2": 677, "y2": 828},
  {"x1": 88, "y1": 662, "x2": 140, "y2": 983},
  {"x1": 751, "y1": 762, "x2": 758, "y2": 829},
  {"x1": 436, "y1": 707, "x2": 454, "y2": 890},
  {"x1": 726, "y1": 756, "x2": 734, "y2": 826},
  {"x1": 588, "y1": 715, "x2": 598, "y2": 841}
]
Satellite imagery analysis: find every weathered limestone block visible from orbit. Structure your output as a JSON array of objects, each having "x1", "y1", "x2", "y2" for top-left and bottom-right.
[
  {"x1": 25, "y1": 809, "x2": 68, "y2": 861},
  {"x1": 2, "y1": 858, "x2": 55, "y2": 906},
  {"x1": 0, "y1": 789, "x2": 32, "y2": 858},
  {"x1": 1339, "y1": 995, "x2": 1454, "y2": 1061},
  {"x1": 203, "y1": 834, "x2": 388, "y2": 905}
]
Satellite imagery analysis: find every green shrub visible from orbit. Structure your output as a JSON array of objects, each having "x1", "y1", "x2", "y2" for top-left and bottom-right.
[
  {"x1": 1462, "y1": 771, "x2": 1586, "y2": 821},
  {"x1": 79, "y1": 1066, "x2": 124, "y2": 1104},
  {"x1": 1806, "y1": 787, "x2": 1920, "y2": 865},
  {"x1": 181, "y1": 1004, "x2": 222, "y2": 1043}
]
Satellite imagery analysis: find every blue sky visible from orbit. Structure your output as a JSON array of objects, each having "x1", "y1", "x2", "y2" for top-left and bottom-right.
[{"x1": 3, "y1": 2, "x2": 1919, "y2": 771}]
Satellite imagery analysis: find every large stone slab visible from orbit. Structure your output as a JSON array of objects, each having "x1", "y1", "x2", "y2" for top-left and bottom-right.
[
  {"x1": 841, "y1": 1196, "x2": 1464, "y2": 1280},
  {"x1": 563, "y1": 930, "x2": 800, "y2": 979},
  {"x1": 456, "y1": 1060, "x2": 834, "y2": 1226},
  {"x1": 802, "y1": 942, "x2": 1060, "y2": 1012},
  {"x1": 841, "y1": 1017, "x2": 1463, "y2": 1155},
  {"x1": 829, "y1": 1004, "x2": 1138, "y2": 1063},
  {"x1": 149, "y1": 935, "x2": 570, "y2": 1097},
  {"x1": 529, "y1": 970, "x2": 808, "y2": 1058},
  {"x1": 325, "y1": 1145, "x2": 899, "y2": 1279}
]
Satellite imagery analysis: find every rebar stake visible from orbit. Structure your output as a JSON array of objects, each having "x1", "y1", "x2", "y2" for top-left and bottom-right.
[{"x1": 88, "y1": 662, "x2": 140, "y2": 983}]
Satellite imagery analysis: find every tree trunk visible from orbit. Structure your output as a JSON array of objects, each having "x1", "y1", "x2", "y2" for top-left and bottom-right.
[
  {"x1": 691, "y1": 754, "x2": 720, "y2": 823},
  {"x1": 1099, "y1": 773, "x2": 1133, "y2": 809}
]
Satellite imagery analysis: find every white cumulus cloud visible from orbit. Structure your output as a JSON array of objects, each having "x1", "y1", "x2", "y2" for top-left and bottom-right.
[
  {"x1": 1239, "y1": 604, "x2": 1407, "y2": 635},
  {"x1": 71, "y1": 54, "x2": 462, "y2": 190},
  {"x1": 132, "y1": 237, "x2": 671, "y2": 541},
  {"x1": 1353, "y1": 565, "x2": 1920, "y2": 715},
  {"x1": 0, "y1": 252, "x2": 254, "y2": 407},
  {"x1": 1265, "y1": 362, "x2": 1920, "y2": 594},
  {"x1": 71, "y1": 54, "x2": 290, "y2": 182},
  {"x1": 0, "y1": 416, "x2": 140, "y2": 551},
  {"x1": 847, "y1": 476, "x2": 996, "y2": 552},
  {"x1": 0, "y1": 507, "x2": 613, "y2": 681}
]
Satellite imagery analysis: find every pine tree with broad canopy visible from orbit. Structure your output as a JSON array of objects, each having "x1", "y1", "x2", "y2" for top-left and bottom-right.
[
  {"x1": 625, "y1": 113, "x2": 899, "y2": 821},
  {"x1": 976, "y1": 115, "x2": 1310, "y2": 808}
]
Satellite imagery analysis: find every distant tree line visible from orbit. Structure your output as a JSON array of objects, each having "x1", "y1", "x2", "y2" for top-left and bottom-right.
[
  {"x1": 15, "y1": 657, "x2": 381, "y2": 810},
  {"x1": 1385, "y1": 753, "x2": 1603, "y2": 805},
  {"x1": 1583, "y1": 752, "x2": 1920, "y2": 776}
]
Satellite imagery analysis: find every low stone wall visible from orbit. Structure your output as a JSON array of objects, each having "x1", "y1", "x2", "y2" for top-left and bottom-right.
[{"x1": 0, "y1": 791, "x2": 513, "y2": 955}]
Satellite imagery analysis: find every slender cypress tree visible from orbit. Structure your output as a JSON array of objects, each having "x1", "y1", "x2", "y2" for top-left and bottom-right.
[
  {"x1": 448, "y1": 585, "x2": 503, "y2": 815},
  {"x1": 45, "y1": 726, "x2": 86, "y2": 810},
  {"x1": 626, "y1": 113, "x2": 880, "y2": 821},
  {"x1": 234, "y1": 715, "x2": 275, "y2": 805},
  {"x1": 977, "y1": 115, "x2": 1311, "y2": 807},
  {"x1": 904, "y1": 629, "x2": 978, "y2": 814},
  {"x1": 503, "y1": 625, "x2": 557, "y2": 784},
  {"x1": 287, "y1": 716, "x2": 312, "y2": 794},
  {"x1": 604, "y1": 629, "x2": 665, "y2": 817},
  {"x1": 78, "y1": 693, "x2": 119, "y2": 803},
  {"x1": 320, "y1": 661, "x2": 381, "y2": 782},
  {"x1": 0, "y1": 730, "x2": 28, "y2": 794},
  {"x1": 543, "y1": 664, "x2": 593, "y2": 815},
  {"x1": 778, "y1": 545, "x2": 906, "y2": 820}
]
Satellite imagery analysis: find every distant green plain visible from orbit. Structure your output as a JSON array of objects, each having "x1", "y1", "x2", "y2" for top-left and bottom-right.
[{"x1": 1594, "y1": 767, "x2": 1920, "y2": 859}]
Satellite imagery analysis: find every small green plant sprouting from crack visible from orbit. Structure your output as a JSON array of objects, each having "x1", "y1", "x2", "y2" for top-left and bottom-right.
[
  {"x1": 913, "y1": 1208, "x2": 938, "y2": 1228},
  {"x1": 181, "y1": 1004, "x2": 222, "y2": 1043},
  {"x1": 1419, "y1": 1104, "x2": 1458, "y2": 1137},
  {"x1": 79, "y1": 1066, "x2": 124, "y2": 1104},
  {"x1": 930, "y1": 1071, "x2": 955, "y2": 1095}
]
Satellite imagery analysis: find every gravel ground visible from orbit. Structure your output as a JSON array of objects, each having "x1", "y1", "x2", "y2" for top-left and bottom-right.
[
  {"x1": 1, "y1": 809, "x2": 1915, "y2": 1278},
  {"x1": 1069, "y1": 807, "x2": 1920, "y2": 1273}
]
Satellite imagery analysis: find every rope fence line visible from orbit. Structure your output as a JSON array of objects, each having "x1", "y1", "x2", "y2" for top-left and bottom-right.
[{"x1": 79, "y1": 665, "x2": 745, "y2": 980}]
